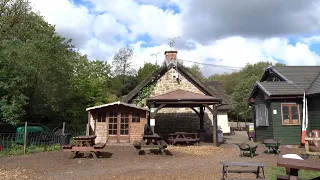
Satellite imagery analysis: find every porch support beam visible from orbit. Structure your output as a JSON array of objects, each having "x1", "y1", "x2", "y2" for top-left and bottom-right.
[
  {"x1": 149, "y1": 103, "x2": 166, "y2": 133},
  {"x1": 204, "y1": 104, "x2": 218, "y2": 147}
]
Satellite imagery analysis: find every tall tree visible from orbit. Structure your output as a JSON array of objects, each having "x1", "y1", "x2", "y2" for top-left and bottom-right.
[
  {"x1": 137, "y1": 62, "x2": 160, "y2": 83},
  {"x1": 112, "y1": 45, "x2": 136, "y2": 78}
]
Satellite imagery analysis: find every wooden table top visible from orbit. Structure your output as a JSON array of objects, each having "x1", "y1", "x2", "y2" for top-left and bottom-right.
[
  {"x1": 221, "y1": 161, "x2": 265, "y2": 167},
  {"x1": 168, "y1": 132, "x2": 198, "y2": 135},
  {"x1": 277, "y1": 157, "x2": 320, "y2": 171},
  {"x1": 73, "y1": 135, "x2": 97, "y2": 140},
  {"x1": 143, "y1": 133, "x2": 160, "y2": 138}
]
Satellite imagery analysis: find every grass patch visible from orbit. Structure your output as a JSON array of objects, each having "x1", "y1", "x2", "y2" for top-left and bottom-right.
[
  {"x1": 0, "y1": 143, "x2": 61, "y2": 157},
  {"x1": 266, "y1": 166, "x2": 320, "y2": 179}
]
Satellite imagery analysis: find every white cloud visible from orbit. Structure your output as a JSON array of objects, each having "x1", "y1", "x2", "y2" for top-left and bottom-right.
[{"x1": 29, "y1": 0, "x2": 320, "y2": 77}]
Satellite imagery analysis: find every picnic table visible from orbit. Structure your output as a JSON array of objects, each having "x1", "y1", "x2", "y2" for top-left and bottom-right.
[
  {"x1": 221, "y1": 161, "x2": 266, "y2": 180},
  {"x1": 133, "y1": 133, "x2": 168, "y2": 155},
  {"x1": 61, "y1": 135, "x2": 106, "y2": 159},
  {"x1": 167, "y1": 132, "x2": 200, "y2": 145},
  {"x1": 277, "y1": 157, "x2": 320, "y2": 180}
]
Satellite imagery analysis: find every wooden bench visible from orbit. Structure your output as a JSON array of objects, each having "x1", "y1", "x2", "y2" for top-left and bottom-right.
[
  {"x1": 61, "y1": 145, "x2": 73, "y2": 149},
  {"x1": 168, "y1": 132, "x2": 200, "y2": 145},
  {"x1": 221, "y1": 161, "x2": 266, "y2": 180},
  {"x1": 93, "y1": 143, "x2": 106, "y2": 149},
  {"x1": 133, "y1": 139, "x2": 168, "y2": 155}
]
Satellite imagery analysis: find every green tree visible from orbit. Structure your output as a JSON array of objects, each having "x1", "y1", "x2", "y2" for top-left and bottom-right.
[
  {"x1": 231, "y1": 62, "x2": 285, "y2": 120},
  {"x1": 137, "y1": 62, "x2": 159, "y2": 83},
  {"x1": 187, "y1": 64, "x2": 205, "y2": 80}
]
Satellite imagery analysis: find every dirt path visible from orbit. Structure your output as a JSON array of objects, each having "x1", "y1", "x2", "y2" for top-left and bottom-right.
[{"x1": 0, "y1": 132, "x2": 314, "y2": 180}]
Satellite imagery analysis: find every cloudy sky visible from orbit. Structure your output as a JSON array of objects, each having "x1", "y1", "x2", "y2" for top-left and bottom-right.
[{"x1": 29, "y1": 0, "x2": 320, "y2": 76}]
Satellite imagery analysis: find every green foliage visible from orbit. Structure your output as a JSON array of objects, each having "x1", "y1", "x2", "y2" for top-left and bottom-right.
[
  {"x1": 187, "y1": 64, "x2": 205, "y2": 80},
  {"x1": 208, "y1": 62, "x2": 285, "y2": 120},
  {"x1": 0, "y1": 143, "x2": 60, "y2": 157},
  {"x1": 137, "y1": 62, "x2": 159, "y2": 83},
  {"x1": 266, "y1": 166, "x2": 320, "y2": 180},
  {"x1": 133, "y1": 83, "x2": 156, "y2": 107}
]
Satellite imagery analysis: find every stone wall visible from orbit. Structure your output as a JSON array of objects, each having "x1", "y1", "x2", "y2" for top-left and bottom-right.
[{"x1": 154, "y1": 112, "x2": 214, "y2": 142}]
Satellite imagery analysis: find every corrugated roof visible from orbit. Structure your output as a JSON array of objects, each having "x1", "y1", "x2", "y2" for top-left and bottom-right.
[
  {"x1": 86, "y1": 101, "x2": 150, "y2": 111},
  {"x1": 257, "y1": 82, "x2": 302, "y2": 96},
  {"x1": 306, "y1": 72, "x2": 320, "y2": 95}
]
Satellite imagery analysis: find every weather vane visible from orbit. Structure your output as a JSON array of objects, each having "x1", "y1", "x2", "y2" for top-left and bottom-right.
[{"x1": 168, "y1": 37, "x2": 180, "y2": 50}]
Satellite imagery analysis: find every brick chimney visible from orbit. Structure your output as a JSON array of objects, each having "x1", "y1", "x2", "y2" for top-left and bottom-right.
[{"x1": 164, "y1": 50, "x2": 177, "y2": 61}]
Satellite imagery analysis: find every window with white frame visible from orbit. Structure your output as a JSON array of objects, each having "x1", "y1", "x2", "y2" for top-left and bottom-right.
[{"x1": 255, "y1": 104, "x2": 269, "y2": 127}]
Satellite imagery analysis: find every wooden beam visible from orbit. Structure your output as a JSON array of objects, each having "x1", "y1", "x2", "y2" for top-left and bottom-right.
[
  {"x1": 212, "y1": 104, "x2": 218, "y2": 147},
  {"x1": 204, "y1": 104, "x2": 218, "y2": 146},
  {"x1": 86, "y1": 111, "x2": 91, "y2": 135},
  {"x1": 154, "y1": 104, "x2": 166, "y2": 114},
  {"x1": 190, "y1": 107, "x2": 200, "y2": 117},
  {"x1": 200, "y1": 106, "x2": 204, "y2": 130}
]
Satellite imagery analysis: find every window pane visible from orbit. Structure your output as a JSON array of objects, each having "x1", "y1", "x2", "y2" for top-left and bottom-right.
[
  {"x1": 282, "y1": 106, "x2": 290, "y2": 122},
  {"x1": 125, "y1": 118, "x2": 129, "y2": 123},
  {"x1": 292, "y1": 119, "x2": 299, "y2": 124},
  {"x1": 291, "y1": 106, "x2": 299, "y2": 120},
  {"x1": 125, "y1": 124, "x2": 129, "y2": 129},
  {"x1": 282, "y1": 106, "x2": 289, "y2": 114},
  {"x1": 121, "y1": 124, "x2": 124, "y2": 129},
  {"x1": 113, "y1": 130, "x2": 117, "y2": 135},
  {"x1": 109, "y1": 130, "x2": 113, "y2": 134},
  {"x1": 124, "y1": 130, "x2": 128, "y2": 135}
]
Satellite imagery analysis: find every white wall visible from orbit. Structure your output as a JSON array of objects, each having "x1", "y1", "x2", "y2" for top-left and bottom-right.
[{"x1": 218, "y1": 110, "x2": 230, "y2": 133}]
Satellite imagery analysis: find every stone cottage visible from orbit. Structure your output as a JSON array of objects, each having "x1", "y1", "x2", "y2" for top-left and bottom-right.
[{"x1": 122, "y1": 50, "x2": 232, "y2": 142}]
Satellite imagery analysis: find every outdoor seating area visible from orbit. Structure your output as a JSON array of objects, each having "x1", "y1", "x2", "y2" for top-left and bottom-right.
[
  {"x1": 221, "y1": 161, "x2": 266, "y2": 180},
  {"x1": 133, "y1": 133, "x2": 168, "y2": 155},
  {"x1": 167, "y1": 132, "x2": 200, "y2": 146},
  {"x1": 61, "y1": 135, "x2": 106, "y2": 159}
]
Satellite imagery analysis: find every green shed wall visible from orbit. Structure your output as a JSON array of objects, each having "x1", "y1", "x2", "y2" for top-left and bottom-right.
[
  {"x1": 253, "y1": 91, "x2": 274, "y2": 142},
  {"x1": 308, "y1": 95, "x2": 320, "y2": 131},
  {"x1": 271, "y1": 99, "x2": 302, "y2": 145}
]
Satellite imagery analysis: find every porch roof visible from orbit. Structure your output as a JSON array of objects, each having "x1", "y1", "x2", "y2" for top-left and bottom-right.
[
  {"x1": 85, "y1": 101, "x2": 149, "y2": 111},
  {"x1": 146, "y1": 89, "x2": 221, "y2": 107}
]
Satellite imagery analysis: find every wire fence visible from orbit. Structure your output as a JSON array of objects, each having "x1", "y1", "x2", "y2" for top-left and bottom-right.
[{"x1": 0, "y1": 122, "x2": 85, "y2": 157}]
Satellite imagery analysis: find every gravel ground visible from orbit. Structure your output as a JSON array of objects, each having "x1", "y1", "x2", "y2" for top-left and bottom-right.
[{"x1": 0, "y1": 131, "x2": 318, "y2": 180}]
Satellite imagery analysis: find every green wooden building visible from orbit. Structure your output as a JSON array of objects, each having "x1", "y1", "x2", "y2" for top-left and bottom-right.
[{"x1": 249, "y1": 66, "x2": 320, "y2": 145}]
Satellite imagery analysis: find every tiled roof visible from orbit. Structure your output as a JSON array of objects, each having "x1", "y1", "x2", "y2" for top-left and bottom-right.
[{"x1": 257, "y1": 82, "x2": 302, "y2": 96}]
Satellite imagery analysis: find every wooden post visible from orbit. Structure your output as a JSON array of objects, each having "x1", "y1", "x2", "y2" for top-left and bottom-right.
[
  {"x1": 86, "y1": 124, "x2": 89, "y2": 136},
  {"x1": 200, "y1": 106, "x2": 204, "y2": 130},
  {"x1": 62, "y1": 122, "x2": 65, "y2": 135},
  {"x1": 86, "y1": 111, "x2": 91, "y2": 135},
  {"x1": 149, "y1": 103, "x2": 155, "y2": 133},
  {"x1": 23, "y1": 122, "x2": 27, "y2": 154},
  {"x1": 212, "y1": 104, "x2": 218, "y2": 147}
]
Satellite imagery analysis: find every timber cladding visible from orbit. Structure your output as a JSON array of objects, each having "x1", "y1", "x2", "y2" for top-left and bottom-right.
[{"x1": 88, "y1": 104, "x2": 148, "y2": 143}]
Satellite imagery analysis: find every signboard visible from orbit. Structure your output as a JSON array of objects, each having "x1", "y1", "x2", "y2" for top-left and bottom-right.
[
  {"x1": 273, "y1": 110, "x2": 277, "y2": 115},
  {"x1": 150, "y1": 119, "x2": 155, "y2": 126}
]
